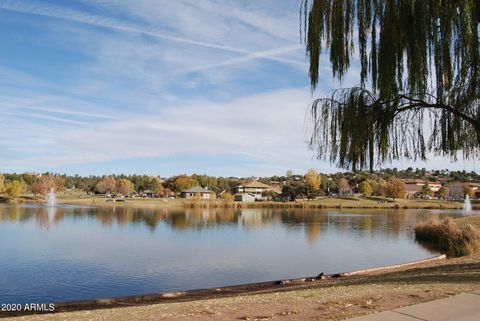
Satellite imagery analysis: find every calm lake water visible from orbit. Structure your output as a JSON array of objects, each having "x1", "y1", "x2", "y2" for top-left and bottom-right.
[{"x1": 0, "y1": 204, "x2": 462, "y2": 304}]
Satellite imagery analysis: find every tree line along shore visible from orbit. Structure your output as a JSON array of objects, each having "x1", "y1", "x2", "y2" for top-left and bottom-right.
[{"x1": 1, "y1": 168, "x2": 480, "y2": 204}]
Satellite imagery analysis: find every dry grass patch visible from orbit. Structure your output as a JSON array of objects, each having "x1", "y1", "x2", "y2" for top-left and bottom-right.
[{"x1": 415, "y1": 218, "x2": 480, "y2": 257}]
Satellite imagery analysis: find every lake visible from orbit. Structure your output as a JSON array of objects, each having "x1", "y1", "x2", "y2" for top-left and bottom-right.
[{"x1": 0, "y1": 204, "x2": 461, "y2": 304}]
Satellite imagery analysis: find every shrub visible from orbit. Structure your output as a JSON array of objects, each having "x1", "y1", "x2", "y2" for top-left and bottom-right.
[{"x1": 414, "y1": 218, "x2": 480, "y2": 257}]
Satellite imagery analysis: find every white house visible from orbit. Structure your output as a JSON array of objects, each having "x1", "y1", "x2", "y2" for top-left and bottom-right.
[
  {"x1": 235, "y1": 181, "x2": 275, "y2": 200},
  {"x1": 181, "y1": 186, "x2": 214, "y2": 199},
  {"x1": 234, "y1": 193, "x2": 256, "y2": 202},
  {"x1": 404, "y1": 180, "x2": 442, "y2": 198}
]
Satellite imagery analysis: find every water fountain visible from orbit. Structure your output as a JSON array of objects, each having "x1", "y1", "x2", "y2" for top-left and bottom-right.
[
  {"x1": 463, "y1": 194, "x2": 472, "y2": 214},
  {"x1": 46, "y1": 188, "x2": 57, "y2": 207}
]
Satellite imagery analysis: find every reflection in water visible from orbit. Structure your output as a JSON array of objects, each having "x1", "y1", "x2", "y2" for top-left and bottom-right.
[{"x1": 0, "y1": 205, "x2": 450, "y2": 243}]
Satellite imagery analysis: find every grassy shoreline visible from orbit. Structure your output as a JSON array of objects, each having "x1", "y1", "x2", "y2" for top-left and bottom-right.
[
  {"x1": 49, "y1": 195, "x2": 470, "y2": 210},
  {"x1": 2, "y1": 194, "x2": 471, "y2": 210}
]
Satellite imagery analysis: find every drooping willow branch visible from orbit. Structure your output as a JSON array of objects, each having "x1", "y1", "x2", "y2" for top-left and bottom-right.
[
  {"x1": 301, "y1": 0, "x2": 480, "y2": 170},
  {"x1": 308, "y1": 87, "x2": 480, "y2": 171}
]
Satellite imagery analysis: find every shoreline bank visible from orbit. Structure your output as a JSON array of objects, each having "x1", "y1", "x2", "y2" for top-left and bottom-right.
[
  {"x1": 2, "y1": 195, "x2": 471, "y2": 210},
  {"x1": 59, "y1": 197, "x2": 468, "y2": 210}
]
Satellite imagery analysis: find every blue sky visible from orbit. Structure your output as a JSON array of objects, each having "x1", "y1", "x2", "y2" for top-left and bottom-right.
[{"x1": 0, "y1": 0, "x2": 477, "y2": 177}]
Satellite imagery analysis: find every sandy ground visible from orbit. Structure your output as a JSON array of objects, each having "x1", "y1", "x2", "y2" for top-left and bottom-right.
[{"x1": 3, "y1": 253, "x2": 479, "y2": 321}]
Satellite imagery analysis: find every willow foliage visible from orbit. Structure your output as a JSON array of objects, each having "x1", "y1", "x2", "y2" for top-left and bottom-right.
[{"x1": 302, "y1": 0, "x2": 480, "y2": 171}]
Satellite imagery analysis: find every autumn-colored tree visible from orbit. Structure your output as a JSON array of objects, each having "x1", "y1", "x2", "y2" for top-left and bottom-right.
[
  {"x1": 173, "y1": 175, "x2": 198, "y2": 192},
  {"x1": 464, "y1": 186, "x2": 475, "y2": 198},
  {"x1": 5, "y1": 180, "x2": 25, "y2": 197},
  {"x1": 373, "y1": 179, "x2": 387, "y2": 197},
  {"x1": 338, "y1": 178, "x2": 350, "y2": 195},
  {"x1": 30, "y1": 182, "x2": 44, "y2": 195},
  {"x1": 222, "y1": 192, "x2": 234, "y2": 203},
  {"x1": 358, "y1": 181, "x2": 373, "y2": 197},
  {"x1": 0, "y1": 174, "x2": 5, "y2": 193},
  {"x1": 438, "y1": 186, "x2": 449, "y2": 199},
  {"x1": 159, "y1": 188, "x2": 173, "y2": 198},
  {"x1": 386, "y1": 177, "x2": 406, "y2": 201},
  {"x1": 31, "y1": 174, "x2": 65, "y2": 195},
  {"x1": 95, "y1": 176, "x2": 116, "y2": 194},
  {"x1": 305, "y1": 169, "x2": 321, "y2": 199},
  {"x1": 117, "y1": 179, "x2": 134, "y2": 195},
  {"x1": 154, "y1": 183, "x2": 164, "y2": 196}
]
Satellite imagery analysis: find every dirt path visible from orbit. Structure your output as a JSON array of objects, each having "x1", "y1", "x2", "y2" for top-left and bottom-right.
[{"x1": 3, "y1": 254, "x2": 479, "y2": 321}]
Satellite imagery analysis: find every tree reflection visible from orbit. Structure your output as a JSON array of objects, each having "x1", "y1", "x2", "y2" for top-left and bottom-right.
[{"x1": 0, "y1": 205, "x2": 459, "y2": 249}]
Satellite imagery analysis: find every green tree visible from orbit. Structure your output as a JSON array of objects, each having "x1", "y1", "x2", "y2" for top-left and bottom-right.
[
  {"x1": 21, "y1": 174, "x2": 36, "y2": 188},
  {"x1": 142, "y1": 176, "x2": 161, "y2": 192},
  {"x1": 5, "y1": 180, "x2": 25, "y2": 197},
  {"x1": 302, "y1": 1, "x2": 480, "y2": 171},
  {"x1": 421, "y1": 182, "x2": 433, "y2": 198},
  {"x1": 386, "y1": 177, "x2": 406, "y2": 201},
  {"x1": 192, "y1": 174, "x2": 218, "y2": 191},
  {"x1": 282, "y1": 181, "x2": 307, "y2": 201},
  {"x1": 358, "y1": 180, "x2": 373, "y2": 197},
  {"x1": 321, "y1": 176, "x2": 337, "y2": 195},
  {"x1": 261, "y1": 189, "x2": 277, "y2": 201},
  {"x1": 438, "y1": 186, "x2": 449, "y2": 199},
  {"x1": 173, "y1": 175, "x2": 198, "y2": 192}
]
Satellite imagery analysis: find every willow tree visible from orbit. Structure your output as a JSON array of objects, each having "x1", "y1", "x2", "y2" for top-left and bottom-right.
[{"x1": 302, "y1": 0, "x2": 480, "y2": 171}]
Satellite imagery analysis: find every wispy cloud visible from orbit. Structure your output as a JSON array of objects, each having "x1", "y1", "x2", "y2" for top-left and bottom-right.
[
  {"x1": 0, "y1": 102, "x2": 114, "y2": 120},
  {"x1": 10, "y1": 89, "x2": 317, "y2": 170},
  {"x1": 0, "y1": 109, "x2": 87, "y2": 125},
  {"x1": 0, "y1": 0, "x2": 303, "y2": 68},
  {"x1": 189, "y1": 45, "x2": 305, "y2": 73},
  {"x1": 1, "y1": 0, "x2": 470, "y2": 175}
]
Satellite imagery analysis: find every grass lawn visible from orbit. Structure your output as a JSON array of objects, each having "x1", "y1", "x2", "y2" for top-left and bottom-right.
[
  {"x1": 455, "y1": 214, "x2": 480, "y2": 228},
  {"x1": 57, "y1": 195, "x2": 186, "y2": 208},
  {"x1": 53, "y1": 195, "x2": 468, "y2": 210},
  {"x1": 294, "y1": 197, "x2": 465, "y2": 209}
]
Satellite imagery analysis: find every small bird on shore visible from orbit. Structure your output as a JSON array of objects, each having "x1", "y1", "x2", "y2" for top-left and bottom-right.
[
  {"x1": 315, "y1": 272, "x2": 325, "y2": 280},
  {"x1": 274, "y1": 280, "x2": 291, "y2": 285}
]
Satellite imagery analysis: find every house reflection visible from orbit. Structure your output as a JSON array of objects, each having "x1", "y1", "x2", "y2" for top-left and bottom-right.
[{"x1": 0, "y1": 205, "x2": 454, "y2": 248}]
